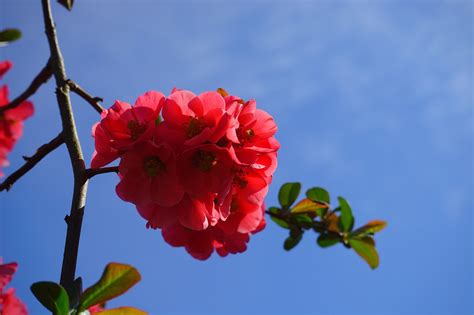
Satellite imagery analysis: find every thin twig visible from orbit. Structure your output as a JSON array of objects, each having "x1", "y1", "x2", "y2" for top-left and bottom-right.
[
  {"x1": 0, "y1": 60, "x2": 53, "y2": 115},
  {"x1": 265, "y1": 210, "x2": 327, "y2": 231},
  {"x1": 42, "y1": 0, "x2": 89, "y2": 292},
  {"x1": 67, "y1": 79, "x2": 104, "y2": 114},
  {"x1": 265, "y1": 210, "x2": 288, "y2": 221},
  {"x1": 0, "y1": 133, "x2": 64, "y2": 191},
  {"x1": 85, "y1": 166, "x2": 119, "y2": 179}
]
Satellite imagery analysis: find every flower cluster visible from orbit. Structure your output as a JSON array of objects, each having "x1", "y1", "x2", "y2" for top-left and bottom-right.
[
  {"x1": 0, "y1": 60, "x2": 34, "y2": 177},
  {"x1": 92, "y1": 88, "x2": 279, "y2": 259},
  {"x1": 0, "y1": 258, "x2": 28, "y2": 315}
]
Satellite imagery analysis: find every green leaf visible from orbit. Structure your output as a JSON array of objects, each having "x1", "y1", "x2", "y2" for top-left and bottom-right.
[
  {"x1": 57, "y1": 0, "x2": 74, "y2": 10},
  {"x1": 352, "y1": 220, "x2": 387, "y2": 236},
  {"x1": 293, "y1": 214, "x2": 312, "y2": 225},
  {"x1": 284, "y1": 230, "x2": 303, "y2": 251},
  {"x1": 306, "y1": 187, "x2": 330, "y2": 204},
  {"x1": 268, "y1": 207, "x2": 290, "y2": 229},
  {"x1": 290, "y1": 214, "x2": 313, "y2": 229},
  {"x1": 278, "y1": 182, "x2": 301, "y2": 209},
  {"x1": 291, "y1": 198, "x2": 328, "y2": 216},
  {"x1": 349, "y1": 236, "x2": 379, "y2": 269},
  {"x1": 78, "y1": 263, "x2": 141, "y2": 312},
  {"x1": 95, "y1": 307, "x2": 147, "y2": 315},
  {"x1": 30, "y1": 282, "x2": 69, "y2": 315},
  {"x1": 0, "y1": 29, "x2": 21, "y2": 45},
  {"x1": 338, "y1": 197, "x2": 354, "y2": 232},
  {"x1": 317, "y1": 233, "x2": 340, "y2": 248}
]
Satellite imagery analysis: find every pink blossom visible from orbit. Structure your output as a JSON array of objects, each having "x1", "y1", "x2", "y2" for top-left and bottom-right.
[
  {"x1": 0, "y1": 258, "x2": 28, "y2": 315},
  {"x1": 116, "y1": 141, "x2": 183, "y2": 207},
  {"x1": 156, "y1": 90, "x2": 238, "y2": 149},
  {"x1": 93, "y1": 88, "x2": 279, "y2": 259},
  {"x1": 0, "y1": 61, "x2": 34, "y2": 177},
  {"x1": 91, "y1": 91, "x2": 164, "y2": 168},
  {"x1": 0, "y1": 61, "x2": 12, "y2": 80}
]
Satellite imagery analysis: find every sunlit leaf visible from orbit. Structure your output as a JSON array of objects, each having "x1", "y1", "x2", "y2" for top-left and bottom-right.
[
  {"x1": 337, "y1": 197, "x2": 354, "y2": 232},
  {"x1": 306, "y1": 187, "x2": 330, "y2": 204},
  {"x1": 352, "y1": 220, "x2": 387, "y2": 236},
  {"x1": 349, "y1": 236, "x2": 379, "y2": 269},
  {"x1": 278, "y1": 182, "x2": 301, "y2": 209},
  {"x1": 317, "y1": 233, "x2": 340, "y2": 248},
  {"x1": 95, "y1": 307, "x2": 147, "y2": 315},
  {"x1": 57, "y1": 0, "x2": 74, "y2": 10},
  {"x1": 268, "y1": 207, "x2": 289, "y2": 229},
  {"x1": 31, "y1": 282, "x2": 69, "y2": 315},
  {"x1": 0, "y1": 29, "x2": 21, "y2": 46},
  {"x1": 78, "y1": 263, "x2": 141, "y2": 312},
  {"x1": 291, "y1": 198, "x2": 328, "y2": 216}
]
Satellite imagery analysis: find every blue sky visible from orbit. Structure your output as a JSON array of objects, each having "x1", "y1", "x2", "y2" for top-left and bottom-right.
[{"x1": 1, "y1": 1, "x2": 472, "y2": 314}]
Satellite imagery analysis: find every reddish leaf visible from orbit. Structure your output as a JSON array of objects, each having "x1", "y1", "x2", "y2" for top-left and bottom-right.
[
  {"x1": 291, "y1": 198, "x2": 328, "y2": 216},
  {"x1": 352, "y1": 220, "x2": 387, "y2": 236}
]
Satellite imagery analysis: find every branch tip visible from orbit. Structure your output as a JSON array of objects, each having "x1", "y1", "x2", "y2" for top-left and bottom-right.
[
  {"x1": 67, "y1": 79, "x2": 105, "y2": 114},
  {"x1": 85, "y1": 166, "x2": 119, "y2": 179},
  {"x1": 0, "y1": 133, "x2": 64, "y2": 192},
  {"x1": 0, "y1": 60, "x2": 53, "y2": 115}
]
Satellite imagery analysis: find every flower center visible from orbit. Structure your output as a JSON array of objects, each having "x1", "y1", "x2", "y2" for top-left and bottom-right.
[
  {"x1": 127, "y1": 120, "x2": 148, "y2": 141},
  {"x1": 233, "y1": 176, "x2": 248, "y2": 189},
  {"x1": 185, "y1": 117, "x2": 206, "y2": 138},
  {"x1": 232, "y1": 168, "x2": 248, "y2": 189},
  {"x1": 143, "y1": 156, "x2": 166, "y2": 177},
  {"x1": 230, "y1": 199, "x2": 239, "y2": 213},
  {"x1": 192, "y1": 150, "x2": 217, "y2": 172},
  {"x1": 237, "y1": 127, "x2": 255, "y2": 143}
]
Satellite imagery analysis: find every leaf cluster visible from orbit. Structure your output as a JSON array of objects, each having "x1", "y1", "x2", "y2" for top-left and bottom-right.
[
  {"x1": 269, "y1": 183, "x2": 387, "y2": 269},
  {"x1": 31, "y1": 263, "x2": 146, "y2": 315}
]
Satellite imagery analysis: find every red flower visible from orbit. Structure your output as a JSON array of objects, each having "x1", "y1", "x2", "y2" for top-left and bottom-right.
[
  {"x1": 161, "y1": 203, "x2": 266, "y2": 260},
  {"x1": 116, "y1": 141, "x2": 183, "y2": 207},
  {"x1": 0, "y1": 61, "x2": 34, "y2": 177},
  {"x1": 0, "y1": 86, "x2": 34, "y2": 147},
  {"x1": 88, "y1": 304, "x2": 104, "y2": 314},
  {"x1": 0, "y1": 61, "x2": 12, "y2": 80},
  {"x1": 0, "y1": 259, "x2": 28, "y2": 315},
  {"x1": 91, "y1": 91, "x2": 164, "y2": 168},
  {"x1": 228, "y1": 98, "x2": 280, "y2": 164},
  {"x1": 93, "y1": 88, "x2": 279, "y2": 259},
  {"x1": 0, "y1": 261, "x2": 17, "y2": 292},
  {"x1": 156, "y1": 90, "x2": 238, "y2": 149},
  {"x1": 137, "y1": 193, "x2": 217, "y2": 231},
  {"x1": 177, "y1": 144, "x2": 234, "y2": 203}
]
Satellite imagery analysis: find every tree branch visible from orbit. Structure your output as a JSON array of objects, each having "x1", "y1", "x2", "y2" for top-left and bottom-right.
[
  {"x1": 41, "y1": 0, "x2": 89, "y2": 292},
  {"x1": 0, "y1": 133, "x2": 64, "y2": 191},
  {"x1": 0, "y1": 60, "x2": 53, "y2": 115},
  {"x1": 85, "y1": 166, "x2": 119, "y2": 179},
  {"x1": 67, "y1": 79, "x2": 104, "y2": 114}
]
